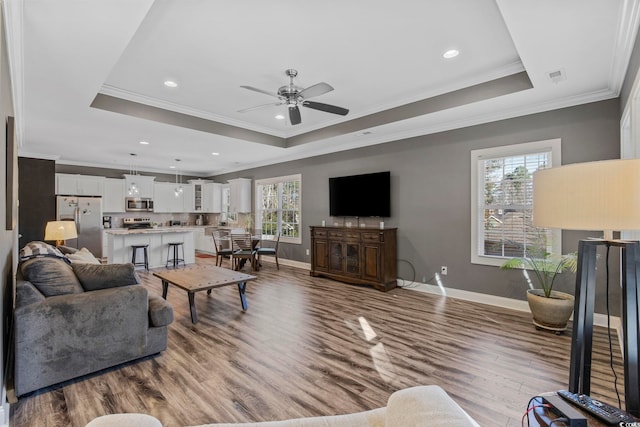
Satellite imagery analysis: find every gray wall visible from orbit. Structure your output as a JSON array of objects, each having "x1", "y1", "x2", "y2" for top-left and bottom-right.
[
  {"x1": 214, "y1": 99, "x2": 621, "y2": 314},
  {"x1": 1, "y1": 4, "x2": 16, "y2": 422}
]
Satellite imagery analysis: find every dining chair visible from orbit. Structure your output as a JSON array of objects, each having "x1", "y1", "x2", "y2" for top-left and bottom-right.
[
  {"x1": 256, "y1": 232, "x2": 280, "y2": 270},
  {"x1": 231, "y1": 233, "x2": 257, "y2": 271},
  {"x1": 212, "y1": 229, "x2": 233, "y2": 267}
]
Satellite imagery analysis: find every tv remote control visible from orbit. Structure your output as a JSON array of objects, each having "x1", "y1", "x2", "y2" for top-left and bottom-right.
[{"x1": 557, "y1": 390, "x2": 638, "y2": 425}]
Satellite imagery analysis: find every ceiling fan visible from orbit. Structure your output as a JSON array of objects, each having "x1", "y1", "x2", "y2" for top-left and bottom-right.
[{"x1": 238, "y1": 69, "x2": 349, "y2": 125}]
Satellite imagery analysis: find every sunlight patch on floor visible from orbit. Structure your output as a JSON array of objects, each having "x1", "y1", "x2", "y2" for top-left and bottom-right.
[{"x1": 358, "y1": 316, "x2": 378, "y2": 341}]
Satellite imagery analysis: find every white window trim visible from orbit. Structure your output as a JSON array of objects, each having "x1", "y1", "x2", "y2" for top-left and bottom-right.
[
  {"x1": 255, "y1": 174, "x2": 302, "y2": 245},
  {"x1": 470, "y1": 138, "x2": 562, "y2": 267}
]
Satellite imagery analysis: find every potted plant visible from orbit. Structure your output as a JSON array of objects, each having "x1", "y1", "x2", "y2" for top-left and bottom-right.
[{"x1": 501, "y1": 250, "x2": 577, "y2": 333}]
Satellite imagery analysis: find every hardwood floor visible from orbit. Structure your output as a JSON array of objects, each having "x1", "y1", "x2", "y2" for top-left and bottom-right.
[{"x1": 10, "y1": 257, "x2": 624, "y2": 427}]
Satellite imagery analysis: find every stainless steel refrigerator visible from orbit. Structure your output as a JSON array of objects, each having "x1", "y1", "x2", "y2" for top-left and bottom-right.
[{"x1": 56, "y1": 196, "x2": 103, "y2": 257}]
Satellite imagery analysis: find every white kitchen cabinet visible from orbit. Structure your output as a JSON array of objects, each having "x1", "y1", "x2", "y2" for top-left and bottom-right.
[
  {"x1": 188, "y1": 179, "x2": 212, "y2": 212},
  {"x1": 153, "y1": 182, "x2": 192, "y2": 213},
  {"x1": 56, "y1": 174, "x2": 105, "y2": 196},
  {"x1": 203, "y1": 183, "x2": 222, "y2": 213},
  {"x1": 182, "y1": 184, "x2": 195, "y2": 212},
  {"x1": 103, "y1": 178, "x2": 126, "y2": 213},
  {"x1": 193, "y1": 228, "x2": 215, "y2": 254},
  {"x1": 123, "y1": 174, "x2": 155, "y2": 198},
  {"x1": 228, "y1": 178, "x2": 252, "y2": 213},
  {"x1": 153, "y1": 182, "x2": 180, "y2": 213}
]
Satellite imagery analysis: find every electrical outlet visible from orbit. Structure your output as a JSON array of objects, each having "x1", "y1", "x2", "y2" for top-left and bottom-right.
[
  {"x1": 441, "y1": 266, "x2": 448, "y2": 275},
  {"x1": 306, "y1": 249, "x2": 310, "y2": 256}
]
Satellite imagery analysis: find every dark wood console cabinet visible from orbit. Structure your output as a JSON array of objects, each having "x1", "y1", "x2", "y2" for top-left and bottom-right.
[{"x1": 310, "y1": 226, "x2": 397, "y2": 291}]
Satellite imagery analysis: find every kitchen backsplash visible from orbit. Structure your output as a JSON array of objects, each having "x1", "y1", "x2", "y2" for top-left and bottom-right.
[{"x1": 106, "y1": 213, "x2": 221, "y2": 228}]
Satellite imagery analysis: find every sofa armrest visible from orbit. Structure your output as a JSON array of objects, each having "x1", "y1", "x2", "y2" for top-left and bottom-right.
[
  {"x1": 16, "y1": 280, "x2": 45, "y2": 307},
  {"x1": 148, "y1": 293, "x2": 173, "y2": 327},
  {"x1": 15, "y1": 285, "x2": 149, "y2": 373},
  {"x1": 385, "y1": 385, "x2": 480, "y2": 427}
]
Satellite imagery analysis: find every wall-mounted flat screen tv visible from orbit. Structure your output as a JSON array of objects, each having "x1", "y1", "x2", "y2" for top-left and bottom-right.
[{"x1": 329, "y1": 171, "x2": 390, "y2": 217}]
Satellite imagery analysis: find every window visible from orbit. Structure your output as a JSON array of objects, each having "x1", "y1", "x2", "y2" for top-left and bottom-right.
[
  {"x1": 255, "y1": 174, "x2": 302, "y2": 244},
  {"x1": 471, "y1": 139, "x2": 561, "y2": 266}
]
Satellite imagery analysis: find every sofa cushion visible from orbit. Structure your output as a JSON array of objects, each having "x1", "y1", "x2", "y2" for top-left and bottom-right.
[
  {"x1": 66, "y1": 248, "x2": 101, "y2": 264},
  {"x1": 19, "y1": 241, "x2": 68, "y2": 263},
  {"x1": 148, "y1": 293, "x2": 174, "y2": 327},
  {"x1": 385, "y1": 386, "x2": 479, "y2": 427},
  {"x1": 20, "y1": 257, "x2": 84, "y2": 297},
  {"x1": 73, "y1": 263, "x2": 140, "y2": 292}
]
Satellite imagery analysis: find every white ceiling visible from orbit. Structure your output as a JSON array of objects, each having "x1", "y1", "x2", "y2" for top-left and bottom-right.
[{"x1": 5, "y1": 0, "x2": 639, "y2": 176}]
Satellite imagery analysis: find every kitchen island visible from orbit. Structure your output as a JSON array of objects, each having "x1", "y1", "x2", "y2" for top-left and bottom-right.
[{"x1": 105, "y1": 227, "x2": 197, "y2": 268}]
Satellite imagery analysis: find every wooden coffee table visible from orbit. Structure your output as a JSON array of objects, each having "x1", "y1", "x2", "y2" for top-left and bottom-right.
[{"x1": 153, "y1": 266, "x2": 257, "y2": 324}]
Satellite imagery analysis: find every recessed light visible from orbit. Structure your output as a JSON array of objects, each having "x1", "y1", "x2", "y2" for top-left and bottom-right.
[
  {"x1": 164, "y1": 80, "x2": 178, "y2": 88},
  {"x1": 275, "y1": 114, "x2": 285, "y2": 120},
  {"x1": 169, "y1": 165, "x2": 176, "y2": 169},
  {"x1": 139, "y1": 141, "x2": 149, "y2": 145},
  {"x1": 211, "y1": 152, "x2": 220, "y2": 156},
  {"x1": 443, "y1": 49, "x2": 459, "y2": 59}
]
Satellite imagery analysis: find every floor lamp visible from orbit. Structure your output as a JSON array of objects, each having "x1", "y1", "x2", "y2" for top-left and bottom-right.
[
  {"x1": 44, "y1": 220, "x2": 77, "y2": 247},
  {"x1": 533, "y1": 158, "x2": 640, "y2": 416}
]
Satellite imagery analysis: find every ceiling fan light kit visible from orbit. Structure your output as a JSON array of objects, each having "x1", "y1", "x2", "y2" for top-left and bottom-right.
[{"x1": 239, "y1": 69, "x2": 349, "y2": 125}]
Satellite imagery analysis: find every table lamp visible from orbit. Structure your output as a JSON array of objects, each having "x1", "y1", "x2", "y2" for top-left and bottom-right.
[
  {"x1": 44, "y1": 221, "x2": 77, "y2": 246},
  {"x1": 533, "y1": 158, "x2": 640, "y2": 416}
]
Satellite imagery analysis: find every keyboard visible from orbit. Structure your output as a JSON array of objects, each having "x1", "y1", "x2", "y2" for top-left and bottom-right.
[{"x1": 557, "y1": 389, "x2": 638, "y2": 425}]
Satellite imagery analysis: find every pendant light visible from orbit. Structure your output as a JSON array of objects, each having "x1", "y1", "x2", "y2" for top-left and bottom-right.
[
  {"x1": 127, "y1": 153, "x2": 140, "y2": 196},
  {"x1": 174, "y1": 159, "x2": 183, "y2": 197}
]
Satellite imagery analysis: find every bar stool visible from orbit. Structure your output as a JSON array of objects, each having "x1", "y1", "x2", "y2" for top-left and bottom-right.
[
  {"x1": 131, "y1": 244, "x2": 149, "y2": 271},
  {"x1": 166, "y1": 242, "x2": 185, "y2": 269}
]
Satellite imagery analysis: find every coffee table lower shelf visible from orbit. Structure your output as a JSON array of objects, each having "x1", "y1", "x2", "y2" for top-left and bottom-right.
[{"x1": 153, "y1": 266, "x2": 257, "y2": 324}]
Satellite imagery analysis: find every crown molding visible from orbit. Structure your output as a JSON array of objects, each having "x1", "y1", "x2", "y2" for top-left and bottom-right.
[{"x1": 609, "y1": 0, "x2": 640, "y2": 94}]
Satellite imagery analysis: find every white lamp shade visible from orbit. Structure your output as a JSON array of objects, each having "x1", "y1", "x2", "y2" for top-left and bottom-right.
[
  {"x1": 533, "y1": 158, "x2": 640, "y2": 231},
  {"x1": 44, "y1": 221, "x2": 78, "y2": 241}
]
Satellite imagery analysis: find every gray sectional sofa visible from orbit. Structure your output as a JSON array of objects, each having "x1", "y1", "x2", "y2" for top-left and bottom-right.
[{"x1": 14, "y1": 242, "x2": 173, "y2": 397}]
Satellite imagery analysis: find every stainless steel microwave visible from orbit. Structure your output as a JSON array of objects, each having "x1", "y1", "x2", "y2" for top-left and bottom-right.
[{"x1": 125, "y1": 197, "x2": 154, "y2": 212}]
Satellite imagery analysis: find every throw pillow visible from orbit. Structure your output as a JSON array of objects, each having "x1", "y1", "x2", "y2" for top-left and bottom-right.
[
  {"x1": 66, "y1": 248, "x2": 101, "y2": 264},
  {"x1": 72, "y1": 263, "x2": 140, "y2": 292},
  {"x1": 56, "y1": 245, "x2": 79, "y2": 255},
  {"x1": 20, "y1": 257, "x2": 84, "y2": 297},
  {"x1": 19, "y1": 241, "x2": 68, "y2": 263}
]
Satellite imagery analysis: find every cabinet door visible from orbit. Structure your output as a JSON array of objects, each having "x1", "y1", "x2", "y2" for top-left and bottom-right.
[
  {"x1": 362, "y1": 243, "x2": 381, "y2": 282},
  {"x1": 56, "y1": 174, "x2": 77, "y2": 195},
  {"x1": 313, "y1": 239, "x2": 329, "y2": 271},
  {"x1": 203, "y1": 183, "x2": 222, "y2": 213},
  {"x1": 344, "y1": 242, "x2": 361, "y2": 276},
  {"x1": 103, "y1": 178, "x2": 125, "y2": 213},
  {"x1": 76, "y1": 176, "x2": 104, "y2": 196},
  {"x1": 229, "y1": 178, "x2": 252, "y2": 213},
  {"x1": 153, "y1": 183, "x2": 172, "y2": 213},
  {"x1": 193, "y1": 184, "x2": 203, "y2": 212},
  {"x1": 138, "y1": 178, "x2": 155, "y2": 199},
  {"x1": 328, "y1": 241, "x2": 344, "y2": 273},
  {"x1": 124, "y1": 175, "x2": 155, "y2": 198},
  {"x1": 182, "y1": 184, "x2": 195, "y2": 212}
]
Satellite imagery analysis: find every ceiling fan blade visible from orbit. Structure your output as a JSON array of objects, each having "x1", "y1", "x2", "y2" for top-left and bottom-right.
[
  {"x1": 289, "y1": 106, "x2": 301, "y2": 125},
  {"x1": 298, "y1": 82, "x2": 334, "y2": 99},
  {"x1": 237, "y1": 102, "x2": 282, "y2": 113},
  {"x1": 240, "y1": 85, "x2": 280, "y2": 99},
  {"x1": 302, "y1": 101, "x2": 349, "y2": 116}
]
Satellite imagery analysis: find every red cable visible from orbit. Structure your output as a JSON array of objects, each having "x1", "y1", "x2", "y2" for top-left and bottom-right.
[{"x1": 522, "y1": 403, "x2": 551, "y2": 426}]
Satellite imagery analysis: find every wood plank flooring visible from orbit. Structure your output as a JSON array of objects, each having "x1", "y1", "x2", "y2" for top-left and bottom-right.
[{"x1": 10, "y1": 257, "x2": 625, "y2": 426}]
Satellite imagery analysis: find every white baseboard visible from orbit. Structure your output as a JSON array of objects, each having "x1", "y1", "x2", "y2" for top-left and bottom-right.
[
  {"x1": 260, "y1": 257, "x2": 311, "y2": 270},
  {"x1": 403, "y1": 280, "x2": 622, "y2": 337}
]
